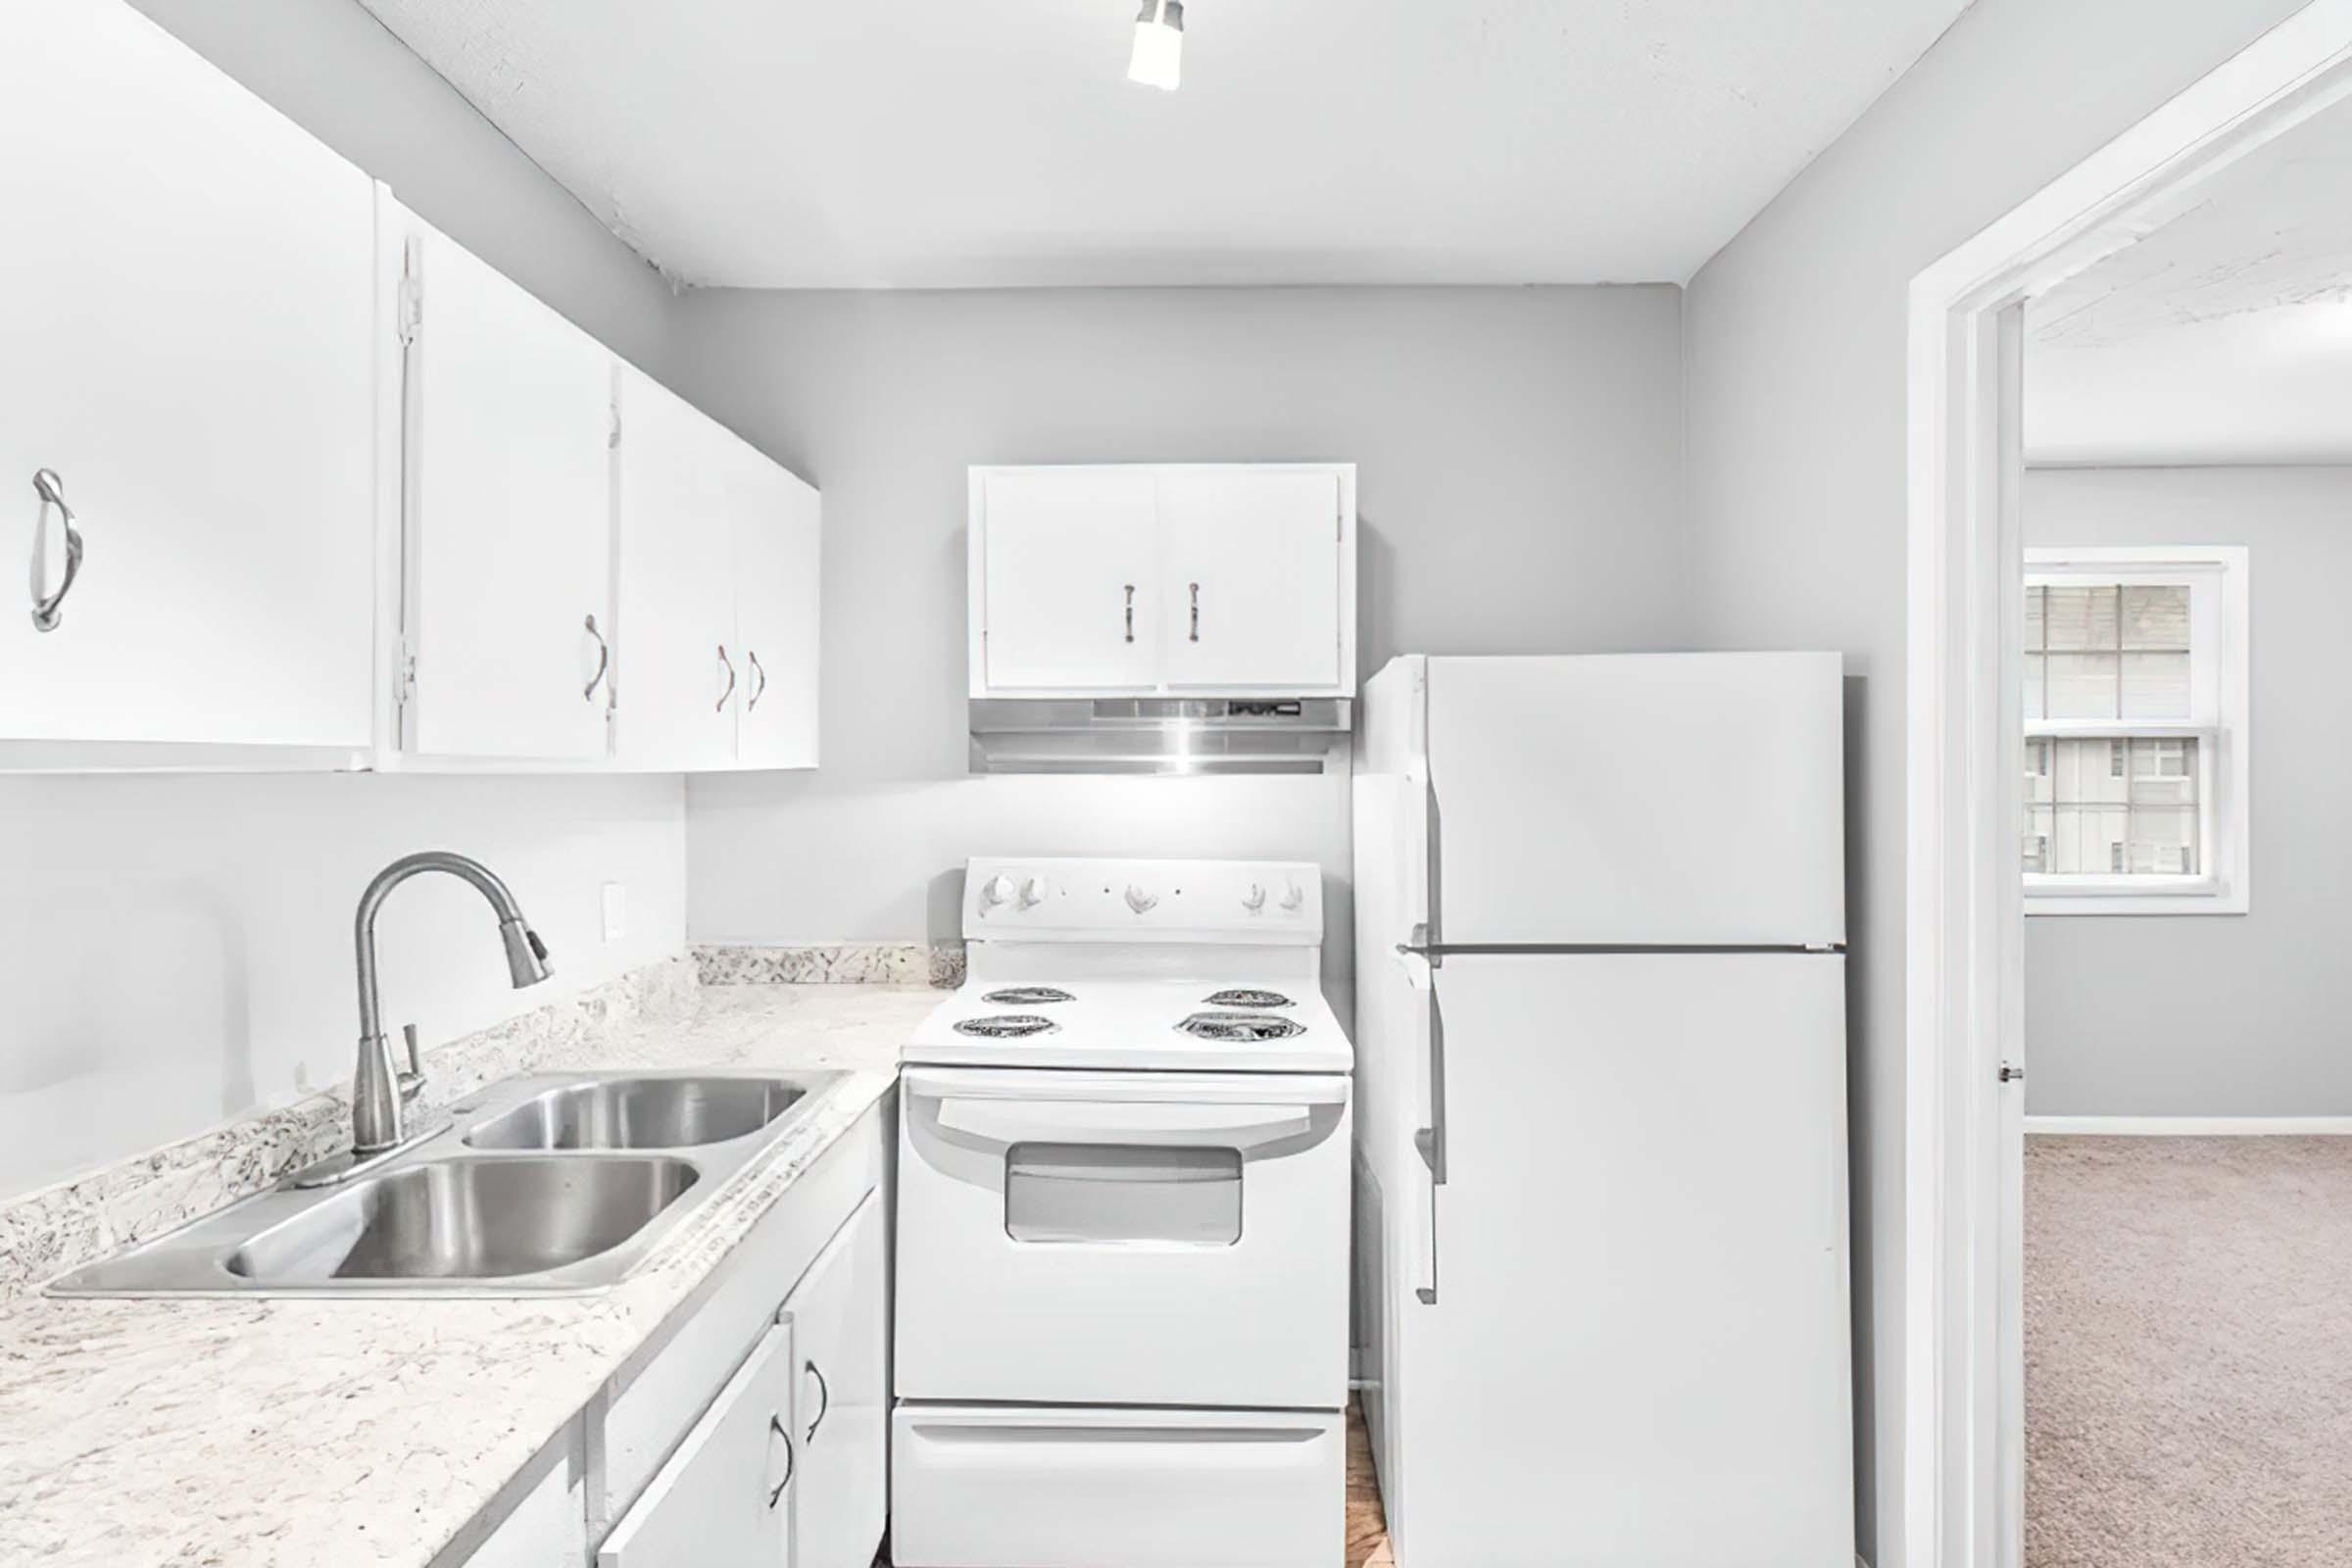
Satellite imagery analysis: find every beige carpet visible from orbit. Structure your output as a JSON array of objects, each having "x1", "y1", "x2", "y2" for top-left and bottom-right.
[{"x1": 2026, "y1": 1135, "x2": 2352, "y2": 1567}]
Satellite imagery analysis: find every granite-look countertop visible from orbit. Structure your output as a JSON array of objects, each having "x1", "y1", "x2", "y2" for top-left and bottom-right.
[{"x1": 0, "y1": 985, "x2": 939, "y2": 1568}]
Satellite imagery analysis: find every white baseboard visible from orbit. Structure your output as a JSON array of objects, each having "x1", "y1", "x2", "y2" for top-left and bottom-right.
[{"x1": 2027, "y1": 1114, "x2": 2352, "y2": 1136}]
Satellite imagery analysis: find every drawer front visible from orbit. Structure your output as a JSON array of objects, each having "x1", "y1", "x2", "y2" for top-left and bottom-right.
[
  {"x1": 891, "y1": 1404, "x2": 1344, "y2": 1568},
  {"x1": 895, "y1": 1069, "x2": 1350, "y2": 1408}
]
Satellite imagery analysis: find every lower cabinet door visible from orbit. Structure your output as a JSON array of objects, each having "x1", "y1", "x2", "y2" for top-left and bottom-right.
[
  {"x1": 599, "y1": 1321, "x2": 795, "y2": 1568},
  {"x1": 891, "y1": 1404, "x2": 1345, "y2": 1568},
  {"x1": 782, "y1": 1193, "x2": 886, "y2": 1568}
]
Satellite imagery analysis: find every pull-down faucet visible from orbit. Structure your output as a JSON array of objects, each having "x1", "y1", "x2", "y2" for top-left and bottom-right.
[{"x1": 349, "y1": 852, "x2": 552, "y2": 1158}]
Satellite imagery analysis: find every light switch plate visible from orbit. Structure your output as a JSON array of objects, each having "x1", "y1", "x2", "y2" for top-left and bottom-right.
[{"x1": 601, "y1": 881, "x2": 626, "y2": 943}]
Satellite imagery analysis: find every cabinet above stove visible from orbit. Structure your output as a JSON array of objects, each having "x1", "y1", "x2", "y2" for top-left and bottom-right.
[{"x1": 966, "y1": 464, "x2": 1355, "y2": 775}]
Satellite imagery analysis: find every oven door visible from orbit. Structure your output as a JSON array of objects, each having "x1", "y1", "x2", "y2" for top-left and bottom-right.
[{"x1": 896, "y1": 1067, "x2": 1351, "y2": 1409}]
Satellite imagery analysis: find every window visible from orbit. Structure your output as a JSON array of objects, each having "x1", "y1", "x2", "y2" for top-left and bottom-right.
[{"x1": 2022, "y1": 547, "x2": 2248, "y2": 914}]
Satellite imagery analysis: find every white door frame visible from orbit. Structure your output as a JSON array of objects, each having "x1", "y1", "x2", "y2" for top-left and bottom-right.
[{"x1": 1903, "y1": 5, "x2": 2352, "y2": 1566}]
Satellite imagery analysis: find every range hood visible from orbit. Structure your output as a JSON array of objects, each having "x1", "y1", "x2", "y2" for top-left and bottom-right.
[{"x1": 968, "y1": 698, "x2": 1351, "y2": 775}]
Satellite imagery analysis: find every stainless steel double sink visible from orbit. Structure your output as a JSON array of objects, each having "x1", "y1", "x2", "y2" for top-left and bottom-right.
[{"x1": 50, "y1": 1071, "x2": 845, "y2": 1298}]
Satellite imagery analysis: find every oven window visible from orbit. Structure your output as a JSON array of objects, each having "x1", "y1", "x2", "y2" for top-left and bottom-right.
[{"x1": 1004, "y1": 1143, "x2": 1243, "y2": 1246}]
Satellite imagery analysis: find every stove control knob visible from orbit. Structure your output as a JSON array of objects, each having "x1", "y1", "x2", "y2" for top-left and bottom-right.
[
  {"x1": 1018, "y1": 876, "x2": 1048, "y2": 909},
  {"x1": 1242, "y1": 882, "x2": 1266, "y2": 913},
  {"x1": 979, "y1": 873, "x2": 1017, "y2": 910},
  {"x1": 1124, "y1": 883, "x2": 1159, "y2": 914},
  {"x1": 1280, "y1": 882, "x2": 1305, "y2": 912}
]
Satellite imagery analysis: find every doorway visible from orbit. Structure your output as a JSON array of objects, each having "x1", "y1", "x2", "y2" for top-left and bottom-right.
[{"x1": 1904, "y1": 6, "x2": 2352, "y2": 1565}]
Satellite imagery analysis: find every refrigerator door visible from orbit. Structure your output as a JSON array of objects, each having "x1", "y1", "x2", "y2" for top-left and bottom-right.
[
  {"x1": 1423, "y1": 654, "x2": 1845, "y2": 948},
  {"x1": 1392, "y1": 952, "x2": 1851, "y2": 1568}
]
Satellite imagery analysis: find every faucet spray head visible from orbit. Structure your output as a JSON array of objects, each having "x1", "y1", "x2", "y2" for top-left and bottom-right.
[{"x1": 500, "y1": 919, "x2": 554, "y2": 988}]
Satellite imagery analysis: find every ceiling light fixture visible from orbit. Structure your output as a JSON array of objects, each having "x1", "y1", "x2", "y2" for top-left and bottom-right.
[{"x1": 1129, "y1": 0, "x2": 1183, "y2": 91}]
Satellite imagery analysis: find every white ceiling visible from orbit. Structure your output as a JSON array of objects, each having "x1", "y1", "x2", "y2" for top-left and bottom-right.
[
  {"x1": 357, "y1": 0, "x2": 1974, "y2": 289},
  {"x1": 2026, "y1": 102, "x2": 2352, "y2": 466}
]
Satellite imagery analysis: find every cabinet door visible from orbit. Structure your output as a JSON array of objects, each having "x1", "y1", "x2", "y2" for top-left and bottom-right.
[
  {"x1": 614, "y1": 366, "x2": 740, "y2": 768},
  {"x1": 783, "y1": 1193, "x2": 887, "y2": 1568},
  {"x1": 1159, "y1": 469, "x2": 1345, "y2": 691},
  {"x1": 732, "y1": 446, "x2": 821, "y2": 771},
  {"x1": 599, "y1": 1320, "x2": 795, "y2": 1568},
  {"x1": 403, "y1": 220, "x2": 613, "y2": 760},
  {"x1": 0, "y1": 0, "x2": 375, "y2": 748},
  {"x1": 977, "y1": 469, "x2": 1158, "y2": 693}
]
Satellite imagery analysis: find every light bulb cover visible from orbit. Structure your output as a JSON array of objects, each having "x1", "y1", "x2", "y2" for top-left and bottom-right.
[{"x1": 1129, "y1": 0, "x2": 1184, "y2": 90}]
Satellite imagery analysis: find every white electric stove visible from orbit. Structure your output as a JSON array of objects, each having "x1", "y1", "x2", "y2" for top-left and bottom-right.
[{"x1": 891, "y1": 858, "x2": 1352, "y2": 1568}]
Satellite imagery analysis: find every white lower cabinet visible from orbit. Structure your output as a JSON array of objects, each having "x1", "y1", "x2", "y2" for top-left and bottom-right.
[
  {"x1": 781, "y1": 1193, "x2": 887, "y2": 1568},
  {"x1": 891, "y1": 1405, "x2": 1346, "y2": 1568},
  {"x1": 600, "y1": 1322, "x2": 797, "y2": 1568}
]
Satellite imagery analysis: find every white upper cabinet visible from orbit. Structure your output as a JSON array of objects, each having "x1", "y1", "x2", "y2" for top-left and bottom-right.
[
  {"x1": 0, "y1": 0, "x2": 376, "y2": 755},
  {"x1": 1159, "y1": 468, "x2": 1347, "y2": 691},
  {"x1": 395, "y1": 208, "x2": 614, "y2": 761},
  {"x1": 969, "y1": 465, "x2": 1354, "y2": 700},
  {"x1": 613, "y1": 366, "x2": 817, "y2": 772},
  {"x1": 614, "y1": 366, "x2": 740, "y2": 770},
  {"x1": 731, "y1": 443, "x2": 822, "y2": 771},
  {"x1": 974, "y1": 468, "x2": 1160, "y2": 694}
]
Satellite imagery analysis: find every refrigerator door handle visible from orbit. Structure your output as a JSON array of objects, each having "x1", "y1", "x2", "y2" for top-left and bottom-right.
[{"x1": 1411, "y1": 987, "x2": 1446, "y2": 1304}]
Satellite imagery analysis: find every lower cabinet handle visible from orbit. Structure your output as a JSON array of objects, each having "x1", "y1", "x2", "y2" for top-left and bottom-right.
[
  {"x1": 747, "y1": 649, "x2": 768, "y2": 711},
  {"x1": 581, "y1": 613, "x2": 610, "y2": 703},
  {"x1": 715, "y1": 645, "x2": 737, "y2": 713},
  {"x1": 804, "y1": 1359, "x2": 830, "y2": 1443},
  {"x1": 28, "y1": 468, "x2": 82, "y2": 634},
  {"x1": 1123, "y1": 583, "x2": 1135, "y2": 644},
  {"x1": 766, "y1": 1414, "x2": 795, "y2": 1508},
  {"x1": 1189, "y1": 581, "x2": 1200, "y2": 643}
]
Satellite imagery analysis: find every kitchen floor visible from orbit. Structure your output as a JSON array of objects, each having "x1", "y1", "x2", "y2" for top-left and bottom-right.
[{"x1": 2025, "y1": 1134, "x2": 2352, "y2": 1566}]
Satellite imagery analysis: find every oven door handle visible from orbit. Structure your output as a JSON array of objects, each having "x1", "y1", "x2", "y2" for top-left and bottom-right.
[{"x1": 934, "y1": 1098, "x2": 1313, "y2": 1151}]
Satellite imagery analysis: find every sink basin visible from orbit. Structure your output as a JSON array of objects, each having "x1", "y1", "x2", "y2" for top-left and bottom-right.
[
  {"x1": 464, "y1": 1077, "x2": 807, "y2": 1152},
  {"x1": 45, "y1": 1069, "x2": 848, "y2": 1298},
  {"x1": 225, "y1": 1156, "x2": 698, "y2": 1284}
]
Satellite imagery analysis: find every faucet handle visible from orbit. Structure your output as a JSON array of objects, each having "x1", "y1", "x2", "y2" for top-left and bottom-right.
[{"x1": 398, "y1": 1022, "x2": 426, "y2": 1103}]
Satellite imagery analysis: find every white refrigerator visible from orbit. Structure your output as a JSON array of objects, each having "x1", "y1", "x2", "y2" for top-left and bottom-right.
[{"x1": 1351, "y1": 654, "x2": 1852, "y2": 1568}]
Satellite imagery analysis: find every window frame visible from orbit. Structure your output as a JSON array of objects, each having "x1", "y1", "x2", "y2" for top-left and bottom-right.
[{"x1": 2023, "y1": 544, "x2": 2249, "y2": 915}]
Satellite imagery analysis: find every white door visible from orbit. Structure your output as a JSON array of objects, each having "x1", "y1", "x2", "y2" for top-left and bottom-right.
[
  {"x1": 614, "y1": 366, "x2": 739, "y2": 768},
  {"x1": 403, "y1": 220, "x2": 613, "y2": 760},
  {"x1": 783, "y1": 1194, "x2": 886, "y2": 1568},
  {"x1": 977, "y1": 469, "x2": 1158, "y2": 692},
  {"x1": 1159, "y1": 469, "x2": 1345, "y2": 691},
  {"x1": 1424, "y1": 653, "x2": 1847, "y2": 947},
  {"x1": 896, "y1": 1067, "x2": 1350, "y2": 1409},
  {"x1": 598, "y1": 1320, "x2": 795, "y2": 1568},
  {"x1": 732, "y1": 444, "x2": 820, "y2": 771},
  {"x1": 0, "y1": 0, "x2": 376, "y2": 748},
  {"x1": 1395, "y1": 953, "x2": 1851, "y2": 1568}
]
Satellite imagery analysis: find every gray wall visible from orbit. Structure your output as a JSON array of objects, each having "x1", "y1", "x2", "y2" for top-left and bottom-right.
[
  {"x1": 1680, "y1": 1, "x2": 2310, "y2": 1558},
  {"x1": 2025, "y1": 466, "x2": 2352, "y2": 1118},
  {"x1": 0, "y1": 1, "x2": 688, "y2": 1201},
  {"x1": 667, "y1": 285, "x2": 1690, "y2": 996}
]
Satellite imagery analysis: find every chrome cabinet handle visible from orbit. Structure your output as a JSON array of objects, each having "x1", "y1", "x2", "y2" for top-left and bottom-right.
[
  {"x1": 581, "y1": 613, "x2": 609, "y2": 703},
  {"x1": 29, "y1": 468, "x2": 82, "y2": 633},
  {"x1": 748, "y1": 650, "x2": 768, "y2": 711},
  {"x1": 803, "y1": 1359, "x2": 830, "y2": 1443},
  {"x1": 1189, "y1": 581, "x2": 1200, "y2": 643},
  {"x1": 765, "y1": 1414, "x2": 795, "y2": 1507},
  {"x1": 1123, "y1": 583, "x2": 1135, "y2": 644},
  {"x1": 715, "y1": 645, "x2": 736, "y2": 712}
]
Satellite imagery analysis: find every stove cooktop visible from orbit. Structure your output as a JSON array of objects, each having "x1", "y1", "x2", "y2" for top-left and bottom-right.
[{"x1": 906, "y1": 978, "x2": 1351, "y2": 1073}]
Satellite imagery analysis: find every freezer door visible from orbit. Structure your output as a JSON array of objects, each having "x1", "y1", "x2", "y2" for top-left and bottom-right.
[
  {"x1": 1394, "y1": 953, "x2": 1852, "y2": 1568},
  {"x1": 1424, "y1": 654, "x2": 1845, "y2": 947}
]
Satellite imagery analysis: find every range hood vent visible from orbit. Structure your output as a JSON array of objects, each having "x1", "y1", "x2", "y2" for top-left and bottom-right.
[{"x1": 969, "y1": 698, "x2": 1350, "y2": 776}]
